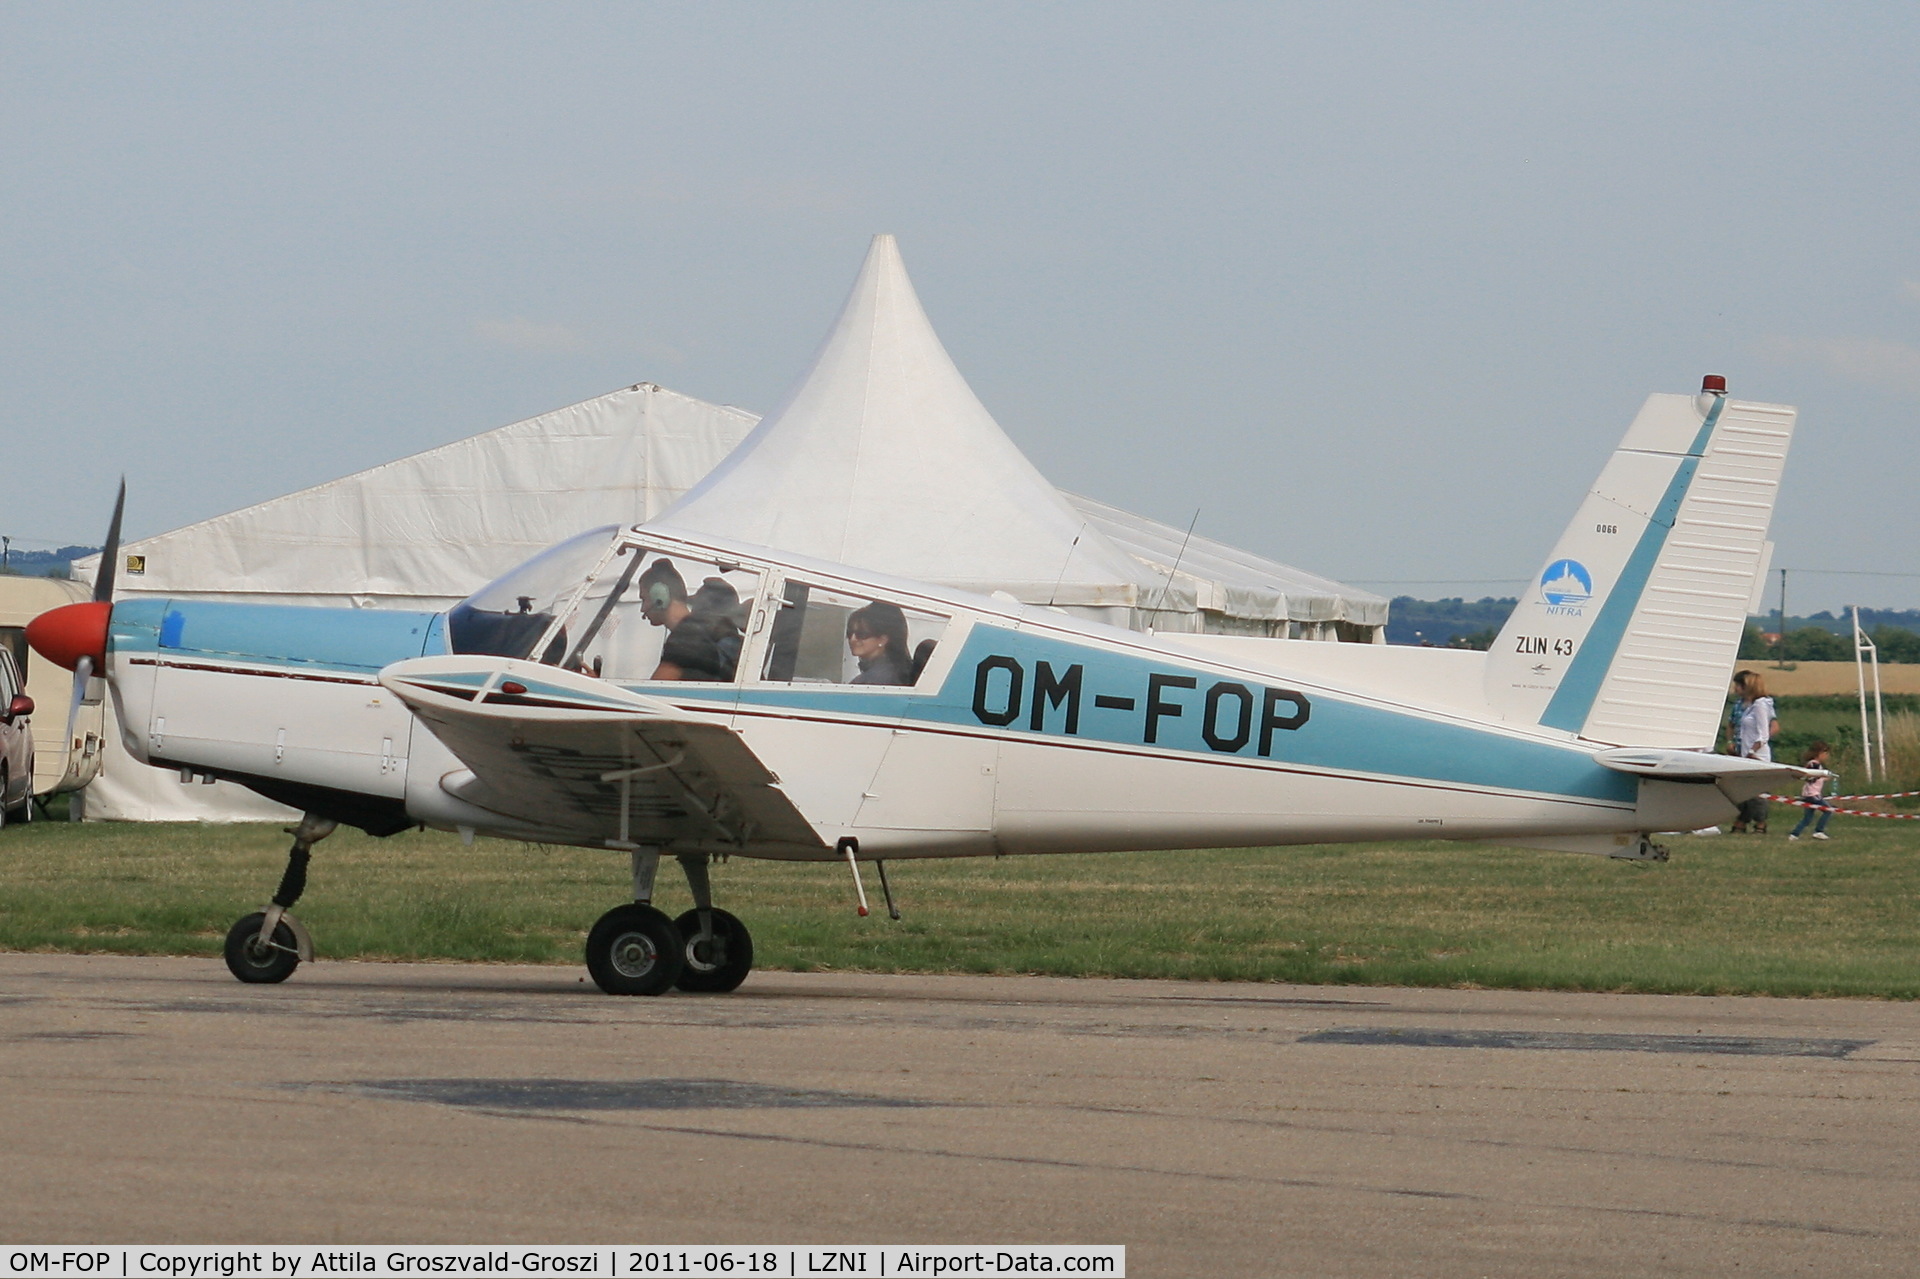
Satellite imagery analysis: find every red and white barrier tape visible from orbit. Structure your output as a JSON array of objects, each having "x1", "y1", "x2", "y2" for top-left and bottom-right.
[
  {"x1": 1761, "y1": 795, "x2": 1920, "y2": 820},
  {"x1": 1829, "y1": 790, "x2": 1920, "y2": 801}
]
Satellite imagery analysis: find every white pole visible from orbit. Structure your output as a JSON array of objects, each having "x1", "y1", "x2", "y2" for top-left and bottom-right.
[
  {"x1": 1853, "y1": 606, "x2": 1875, "y2": 784},
  {"x1": 1874, "y1": 638, "x2": 1888, "y2": 780}
]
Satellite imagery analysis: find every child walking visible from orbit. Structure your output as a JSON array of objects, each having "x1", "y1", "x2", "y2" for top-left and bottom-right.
[{"x1": 1789, "y1": 741, "x2": 1835, "y2": 841}]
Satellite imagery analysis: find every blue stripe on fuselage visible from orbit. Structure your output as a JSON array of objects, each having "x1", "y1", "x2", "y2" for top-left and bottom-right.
[
  {"x1": 112, "y1": 599, "x2": 445, "y2": 672},
  {"x1": 670, "y1": 624, "x2": 1634, "y2": 804}
]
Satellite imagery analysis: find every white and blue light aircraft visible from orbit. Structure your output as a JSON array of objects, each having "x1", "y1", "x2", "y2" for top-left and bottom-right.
[{"x1": 30, "y1": 377, "x2": 1808, "y2": 995}]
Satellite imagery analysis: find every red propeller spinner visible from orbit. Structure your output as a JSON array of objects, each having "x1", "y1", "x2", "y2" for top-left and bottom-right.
[{"x1": 26, "y1": 600, "x2": 112, "y2": 672}]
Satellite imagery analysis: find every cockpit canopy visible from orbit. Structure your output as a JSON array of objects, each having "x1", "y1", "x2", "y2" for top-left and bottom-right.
[
  {"x1": 448, "y1": 526, "x2": 760, "y2": 682},
  {"x1": 448, "y1": 526, "x2": 952, "y2": 689}
]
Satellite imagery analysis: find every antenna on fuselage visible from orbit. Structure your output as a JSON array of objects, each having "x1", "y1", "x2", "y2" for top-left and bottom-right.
[
  {"x1": 1152, "y1": 508, "x2": 1202, "y2": 614},
  {"x1": 1045, "y1": 522, "x2": 1088, "y2": 609}
]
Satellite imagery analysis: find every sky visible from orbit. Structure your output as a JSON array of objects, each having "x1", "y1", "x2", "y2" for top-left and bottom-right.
[{"x1": 3, "y1": 2, "x2": 1917, "y2": 614}]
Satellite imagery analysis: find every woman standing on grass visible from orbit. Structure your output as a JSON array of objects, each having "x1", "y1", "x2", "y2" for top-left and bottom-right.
[{"x1": 1730, "y1": 671, "x2": 1779, "y2": 834}]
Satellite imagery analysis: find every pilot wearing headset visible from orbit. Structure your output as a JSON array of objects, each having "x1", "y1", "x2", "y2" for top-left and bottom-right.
[{"x1": 636, "y1": 558, "x2": 743, "y2": 682}]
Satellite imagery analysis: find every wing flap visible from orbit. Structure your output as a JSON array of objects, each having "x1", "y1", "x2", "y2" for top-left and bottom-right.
[{"x1": 380, "y1": 656, "x2": 824, "y2": 852}]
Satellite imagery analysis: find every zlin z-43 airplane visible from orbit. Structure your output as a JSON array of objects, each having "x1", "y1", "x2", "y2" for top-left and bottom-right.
[{"x1": 30, "y1": 377, "x2": 1808, "y2": 996}]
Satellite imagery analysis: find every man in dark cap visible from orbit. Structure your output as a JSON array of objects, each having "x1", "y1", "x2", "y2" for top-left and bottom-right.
[{"x1": 637, "y1": 558, "x2": 744, "y2": 681}]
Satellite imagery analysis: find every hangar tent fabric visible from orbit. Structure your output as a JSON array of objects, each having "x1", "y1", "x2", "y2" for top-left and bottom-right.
[
  {"x1": 73, "y1": 384, "x2": 759, "y2": 820},
  {"x1": 78, "y1": 383, "x2": 758, "y2": 611},
  {"x1": 1061, "y1": 492, "x2": 1388, "y2": 639}
]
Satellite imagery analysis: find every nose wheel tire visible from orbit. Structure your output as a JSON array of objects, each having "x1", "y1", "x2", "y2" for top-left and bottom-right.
[
  {"x1": 672, "y1": 908, "x2": 754, "y2": 993},
  {"x1": 585, "y1": 904, "x2": 684, "y2": 996},
  {"x1": 223, "y1": 912, "x2": 301, "y2": 984}
]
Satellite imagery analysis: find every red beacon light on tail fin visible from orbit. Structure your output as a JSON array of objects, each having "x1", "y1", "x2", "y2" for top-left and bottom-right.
[{"x1": 1701, "y1": 374, "x2": 1727, "y2": 395}]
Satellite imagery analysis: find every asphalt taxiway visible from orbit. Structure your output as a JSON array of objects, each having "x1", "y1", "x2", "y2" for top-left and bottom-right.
[{"x1": 2, "y1": 954, "x2": 1917, "y2": 1276}]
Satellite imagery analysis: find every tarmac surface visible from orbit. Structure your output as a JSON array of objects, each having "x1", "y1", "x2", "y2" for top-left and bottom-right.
[{"x1": 3, "y1": 953, "x2": 1919, "y2": 1276}]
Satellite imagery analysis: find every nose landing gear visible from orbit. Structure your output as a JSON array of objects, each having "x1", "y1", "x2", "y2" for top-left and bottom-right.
[{"x1": 222, "y1": 813, "x2": 334, "y2": 984}]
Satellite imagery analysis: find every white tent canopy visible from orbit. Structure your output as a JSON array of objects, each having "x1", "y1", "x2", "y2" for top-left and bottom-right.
[{"x1": 76, "y1": 383, "x2": 757, "y2": 610}]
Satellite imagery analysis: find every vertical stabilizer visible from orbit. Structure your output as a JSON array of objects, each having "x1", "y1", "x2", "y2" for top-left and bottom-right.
[{"x1": 1485, "y1": 382, "x2": 1795, "y2": 747}]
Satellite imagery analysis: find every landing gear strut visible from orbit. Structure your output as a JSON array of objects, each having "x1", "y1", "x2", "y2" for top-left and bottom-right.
[
  {"x1": 223, "y1": 813, "x2": 334, "y2": 984},
  {"x1": 673, "y1": 853, "x2": 753, "y2": 993},
  {"x1": 583, "y1": 849, "x2": 754, "y2": 996}
]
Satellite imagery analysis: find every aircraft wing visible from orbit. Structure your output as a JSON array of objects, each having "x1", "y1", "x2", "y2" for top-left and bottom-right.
[
  {"x1": 1595, "y1": 747, "x2": 1826, "y2": 804},
  {"x1": 379, "y1": 656, "x2": 825, "y2": 854}
]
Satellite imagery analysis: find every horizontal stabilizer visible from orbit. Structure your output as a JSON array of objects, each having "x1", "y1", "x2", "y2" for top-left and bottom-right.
[{"x1": 1596, "y1": 746, "x2": 1823, "y2": 804}]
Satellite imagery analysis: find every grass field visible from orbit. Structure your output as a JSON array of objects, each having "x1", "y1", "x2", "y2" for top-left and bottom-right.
[{"x1": 4, "y1": 804, "x2": 1919, "y2": 998}]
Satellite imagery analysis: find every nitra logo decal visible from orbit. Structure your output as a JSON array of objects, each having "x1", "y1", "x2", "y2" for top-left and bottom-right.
[{"x1": 1539, "y1": 559, "x2": 1592, "y2": 616}]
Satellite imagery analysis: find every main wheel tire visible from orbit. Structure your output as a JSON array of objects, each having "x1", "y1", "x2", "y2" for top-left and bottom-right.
[
  {"x1": 224, "y1": 912, "x2": 301, "y2": 984},
  {"x1": 672, "y1": 908, "x2": 754, "y2": 993},
  {"x1": 585, "y1": 904, "x2": 684, "y2": 996}
]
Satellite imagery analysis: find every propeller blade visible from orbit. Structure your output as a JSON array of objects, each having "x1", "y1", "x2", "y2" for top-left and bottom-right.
[
  {"x1": 65, "y1": 655, "x2": 92, "y2": 752},
  {"x1": 94, "y1": 479, "x2": 126, "y2": 604}
]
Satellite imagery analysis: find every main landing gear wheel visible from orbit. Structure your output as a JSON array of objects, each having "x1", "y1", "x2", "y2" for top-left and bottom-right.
[
  {"x1": 224, "y1": 911, "x2": 301, "y2": 984},
  {"x1": 586, "y1": 904, "x2": 684, "y2": 996},
  {"x1": 672, "y1": 908, "x2": 754, "y2": 993}
]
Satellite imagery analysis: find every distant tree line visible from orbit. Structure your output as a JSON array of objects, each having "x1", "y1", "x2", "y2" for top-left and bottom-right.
[
  {"x1": 0, "y1": 545, "x2": 94, "y2": 579},
  {"x1": 1386, "y1": 597, "x2": 1516, "y2": 648},
  {"x1": 1389, "y1": 596, "x2": 1920, "y2": 661},
  {"x1": 1775, "y1": 607, "x2": 1920, "y2": 634},
  {"x1": 1738, "y1": 623, "x2": 1920, "y2": 664}
]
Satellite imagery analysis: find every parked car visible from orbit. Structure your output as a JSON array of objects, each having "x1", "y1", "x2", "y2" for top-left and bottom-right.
[
  {"x1": 0, "y1": 646, "x2": 35, "y2": 825},
  {"x1": 0, "y1": 575, "x2": 103, "y2": 798}
]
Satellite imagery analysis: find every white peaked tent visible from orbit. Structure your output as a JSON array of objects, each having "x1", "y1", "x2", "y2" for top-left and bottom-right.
[
  {"x1": 654, "y1": 236, "x2": 1386, "y2": 633},
  {"x1": 654, "y1": 236, "x2": 1167, "y2": 621}
]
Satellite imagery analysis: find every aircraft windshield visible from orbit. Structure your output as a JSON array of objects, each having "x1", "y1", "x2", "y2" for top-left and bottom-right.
[
  {"x1": 447, "y1": 526, "x2": 622, "y2": 663},
  {"x1": 447, "y1": 528, "x2": 763, "y2": 683}
]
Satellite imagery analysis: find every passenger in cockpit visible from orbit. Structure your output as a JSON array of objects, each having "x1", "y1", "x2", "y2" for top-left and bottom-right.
[
  {"x1": 637, "y1": 559, "x2": 743, "y2": 682},
  {"x1": 846, "y1": 601, "x2": 914, "y2": 686}
]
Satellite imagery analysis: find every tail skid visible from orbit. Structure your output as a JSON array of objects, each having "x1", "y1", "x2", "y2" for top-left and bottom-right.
[{"x1": 1485, "y1": 381, "x2": 1795, "y2": 748}]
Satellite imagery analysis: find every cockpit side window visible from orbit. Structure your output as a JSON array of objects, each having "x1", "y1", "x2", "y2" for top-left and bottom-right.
[
  {"x1": 620, "y1": 556, "x2": 759, "y2": 683},
  {"x1": 759, "y1": 581, "x2": 948, "y2": 689}
]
